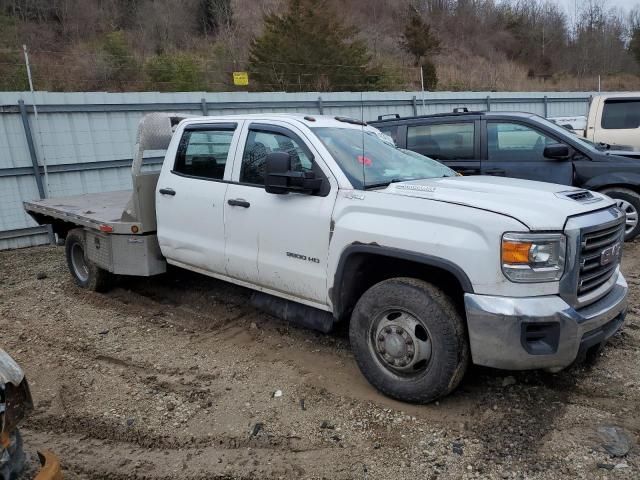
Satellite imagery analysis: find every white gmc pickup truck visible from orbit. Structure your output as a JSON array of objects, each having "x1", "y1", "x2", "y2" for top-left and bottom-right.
[{"x1": 25, "y1": 113, "x2": 628, "y2": 403}]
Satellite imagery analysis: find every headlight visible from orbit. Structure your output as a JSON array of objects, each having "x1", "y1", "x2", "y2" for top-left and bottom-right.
[{"x1": 501, "y1": 233, "x2": 566, "y2": 282}]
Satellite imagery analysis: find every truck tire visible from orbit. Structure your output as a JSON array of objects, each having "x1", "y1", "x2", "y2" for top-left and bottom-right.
[
  {"x1": 349, "y1": 278, "x2": 469, "y2": 404},
  {"x1": 600, "y1": 188, "x2": 640, "y2": 241},
  {"x1": 65, "y1": 229, "x2": 112, "y2": 292},
  {"x1": 0, "y1": 430, "x2": 25, "y2": 480}
]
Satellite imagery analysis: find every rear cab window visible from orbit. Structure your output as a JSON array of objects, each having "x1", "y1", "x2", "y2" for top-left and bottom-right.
[
  {"x1": 174, "y1": 124, "x2": 237, "y2": 180},
  {"x1": 407, "y1": 123, "x2": 475, "y2": 160},
  {"x1": 601, "y1": 99, "x2": 640, "y2": 129}
]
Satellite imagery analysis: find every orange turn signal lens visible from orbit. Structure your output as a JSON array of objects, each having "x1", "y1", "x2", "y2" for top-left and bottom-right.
[{"x1": 502, "y1": 241, "x2": 532, "y2": 264}]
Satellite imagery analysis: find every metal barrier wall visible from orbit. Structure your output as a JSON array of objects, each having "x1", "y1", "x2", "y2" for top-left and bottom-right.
[{"x1": 0, "y1": 90, "x2": 593, "y2": 249}]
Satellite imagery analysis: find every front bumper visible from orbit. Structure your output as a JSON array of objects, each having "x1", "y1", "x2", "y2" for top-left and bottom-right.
[{"x1": 464, "y1": 273, "x2": 628, "y2": 370}]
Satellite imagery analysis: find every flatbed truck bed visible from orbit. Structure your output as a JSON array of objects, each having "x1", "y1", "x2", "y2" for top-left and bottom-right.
[
  {"x1": 24, "y1": 186, "x2": 165, "y2": 277},
  {"x1": 23, "y1": 113, "x2": 186, "y2": 278},
  {"x1": 23, "y1": 190, "x2": 139, "y2": 235}
]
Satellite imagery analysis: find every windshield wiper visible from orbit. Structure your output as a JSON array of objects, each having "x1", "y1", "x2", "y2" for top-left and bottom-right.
[
  {"x1": 363, "y1": 178, "x2": 407, "y2": 190},
  {"x1": 364, "y1": 178, "x2": 424, "y2": 190}
]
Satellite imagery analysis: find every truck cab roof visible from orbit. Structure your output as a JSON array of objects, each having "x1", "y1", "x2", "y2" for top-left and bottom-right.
[{"x1": 182, "y1": 113, "x2": 369, "y2": 130}]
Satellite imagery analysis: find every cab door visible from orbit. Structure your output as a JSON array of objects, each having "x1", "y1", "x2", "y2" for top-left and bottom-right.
[
  {"x1": 156, "y1": 122, "x2": 242, "y2": 274},
  {"x1": 481, "y1": 120, "x2": 573, "y2": 185},
  {"x1": 223, "y1": 121, "x2": 337, "y2": 305}
]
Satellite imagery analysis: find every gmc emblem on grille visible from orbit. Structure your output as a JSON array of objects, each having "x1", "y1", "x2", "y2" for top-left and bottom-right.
[{"x1": 600, "y1": 243, "x2": 621, "y2": 266}]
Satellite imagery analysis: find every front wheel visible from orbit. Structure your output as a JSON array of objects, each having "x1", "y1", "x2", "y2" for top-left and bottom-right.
[
  {"x1": 65, "y1": 229, "x2": 113, "y2": 292},
  {"x1": 349, "y1": 277, "x2": 468, "y2": 404},
  {"x1": 601, "y1": 188, "x2": 640, "y2": 241}
]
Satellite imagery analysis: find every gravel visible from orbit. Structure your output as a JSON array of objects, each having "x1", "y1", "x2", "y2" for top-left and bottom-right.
[{"x1": 0, "y1": 244, "x2": 639, "y2": 479}]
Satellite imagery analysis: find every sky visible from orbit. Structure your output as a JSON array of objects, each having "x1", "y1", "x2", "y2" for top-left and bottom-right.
[{"x1": 561, "y1": 0, "x2": 639, "y2": 15}]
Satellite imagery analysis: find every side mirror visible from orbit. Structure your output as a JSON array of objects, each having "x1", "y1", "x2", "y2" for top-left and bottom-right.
[
  {"x1": 265, "y1": 152, "x2": 322, "y2": 195},
  {"x1": 544, "y1": 143, "x2": 570, "y2": 160}
]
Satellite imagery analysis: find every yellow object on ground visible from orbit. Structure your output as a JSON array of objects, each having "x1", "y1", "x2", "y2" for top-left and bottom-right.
[{"x1": 34, "y1": 451, "x2": 63, "y2": 480}]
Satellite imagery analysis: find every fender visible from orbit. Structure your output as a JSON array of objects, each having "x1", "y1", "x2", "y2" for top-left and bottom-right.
[
  {"x1": 0, "y1": 349, "x2": 25, "y2": 386},
  {"x1": 0, "y1": 349, "x2": 33, "y2": 434},
  {"x1": 582, "y1": 172, "x2": 640, "y2": 191},
  {"x1": 331, "y1": 243, "x2": 474, "y2": 318}
]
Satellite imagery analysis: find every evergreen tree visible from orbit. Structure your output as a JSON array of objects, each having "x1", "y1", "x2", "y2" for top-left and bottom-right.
[
  {"x1": 248, "y1": 0, "x2": 382, "y2": 92},
  {"x1": 630, "y1": 27, "x2": 640, "y2": 66},
  {"x1": 144, "y1": 53, "x2": 205, "y2": 91},
  {"x1": 401, "y1": 7, "x2": 439, "y2": 89},
  {"x1": 100, "y1": 31, "x2": 138, "y2": 89},
  {"x1": 0, "y1": 14, "x2": 28, "y2": 90}
]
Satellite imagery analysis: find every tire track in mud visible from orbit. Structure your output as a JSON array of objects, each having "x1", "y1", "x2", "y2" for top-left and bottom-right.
[
  {"x1": 25, "y1": 412, "x2": 317, "y2": 452},
  {"x1": 22, "y1": 430, "x2": 322, "y2": 480}
]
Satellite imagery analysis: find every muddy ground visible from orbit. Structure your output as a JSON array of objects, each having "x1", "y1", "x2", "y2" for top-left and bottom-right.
[{"x1": 0, "y1": 243, "x2": 639, "y2": 480}]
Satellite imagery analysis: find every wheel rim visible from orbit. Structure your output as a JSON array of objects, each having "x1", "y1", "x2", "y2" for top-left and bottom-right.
[
  {"x1": 369, "y1": 309, "x2": 432, "y2": 376},
  {"x1": 70, "y1": 243, "x2": 89, "y2": 282},
  {"x1": 615, "y1": 199, "x2": 638, "y2": 235}
]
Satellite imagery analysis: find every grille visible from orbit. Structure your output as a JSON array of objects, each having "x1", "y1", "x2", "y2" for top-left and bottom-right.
[{"x1": 578, "y1": 223, "x2": 624, "y2": 298}]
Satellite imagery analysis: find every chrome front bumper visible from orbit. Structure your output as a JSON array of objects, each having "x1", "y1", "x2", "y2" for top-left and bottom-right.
[{"x1": 464, "y1": 273, "x2": 628, "y2": 370}]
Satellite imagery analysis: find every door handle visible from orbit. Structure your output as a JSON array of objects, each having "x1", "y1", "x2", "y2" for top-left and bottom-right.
[
  {"x1": 227, "y1": 198, "x2": 250, "y2": 208},
  {"x1": 484, "y1": 168, "x2": 506, "y2": 176},
  {"x1": 159, "y1": 188, "x2": 176, "y2": 196}
]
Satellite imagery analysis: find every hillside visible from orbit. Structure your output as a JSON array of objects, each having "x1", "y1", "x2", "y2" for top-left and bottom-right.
[{"x1": 1, "y1": 0, "x2": 640, "y2": 92}]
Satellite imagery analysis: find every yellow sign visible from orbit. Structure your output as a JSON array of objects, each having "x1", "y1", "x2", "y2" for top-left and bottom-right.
[{"x1": 233, "y1": 71, "x2": 249, "y2": 86}]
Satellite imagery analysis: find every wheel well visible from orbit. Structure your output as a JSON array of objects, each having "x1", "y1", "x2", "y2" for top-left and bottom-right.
[
  {"x1": 28, "y1": 213, "x2": 76, "y2": 240},
  {"x1": 596, "y1": 184, "x2": 640, "y2": 194},
  {"x1": 333, "y1": 252, "x2": 467, "y2": 322}
]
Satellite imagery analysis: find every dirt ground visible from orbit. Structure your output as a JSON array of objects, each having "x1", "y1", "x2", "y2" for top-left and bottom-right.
[{"x1": 1, "y1": 243, "x2": 639, "y2": 480}]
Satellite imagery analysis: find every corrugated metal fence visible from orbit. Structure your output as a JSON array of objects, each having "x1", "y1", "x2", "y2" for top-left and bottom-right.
[{"x1": 0, "y1": 90, "x2": 593, "y2": 250}]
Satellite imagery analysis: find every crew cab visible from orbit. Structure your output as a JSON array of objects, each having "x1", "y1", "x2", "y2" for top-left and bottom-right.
[
  {"x1": 24, "y1": 113, "x2": 628, "y2": 403},
  {"x1": 371, "y1": 111, "x2": 640, "y2": 240}
]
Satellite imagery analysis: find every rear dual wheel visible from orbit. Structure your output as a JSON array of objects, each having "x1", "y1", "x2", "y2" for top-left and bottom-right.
[
  {"x1": 64, "y1": 229, "x2": 113, "y2": 292},
  {"x1": 349, "y1": 277, "x2": 469, "y2": 404}
]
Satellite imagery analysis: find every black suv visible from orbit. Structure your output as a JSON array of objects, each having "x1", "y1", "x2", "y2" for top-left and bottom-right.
[{"x1": 371, "y1": 111, "x2": 640, "y2": 240}]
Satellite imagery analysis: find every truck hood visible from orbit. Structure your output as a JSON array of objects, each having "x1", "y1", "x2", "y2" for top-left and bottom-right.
[{"x1": 384, "y1": 176, "x2": 615, "y2": 230}]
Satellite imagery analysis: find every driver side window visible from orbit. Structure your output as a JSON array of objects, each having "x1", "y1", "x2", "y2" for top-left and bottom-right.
[
  {"x1": 488, "y1": 122, "x2": 560, "y2": 162},
  {"x1": 240, "y1": 129, "x2": 313, "y2": 185}
]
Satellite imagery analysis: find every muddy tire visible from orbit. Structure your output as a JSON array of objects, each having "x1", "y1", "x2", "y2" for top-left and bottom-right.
[
  {"x1": 0, "y1": 430, "x2": 25, "y2": 480},
  {"x1": 349, "y1": 277, "x2": 468, "y2": 404},
  {"x1": 65, "y1": 229, "x2": 112, "y2": 292},
  {"x1": 601, "y1": 187, "x2": 640, "y2": 241}
]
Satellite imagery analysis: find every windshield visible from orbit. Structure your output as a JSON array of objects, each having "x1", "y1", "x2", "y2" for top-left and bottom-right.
[
  {"x1": 531, "y1": 115, "x2": 603, "y2": 152},
  {"x1": 577, "y1": 136, "x2": 607, "y2": 151},
  {"x1": 312, "y1": 127, "x2": 456, "y2": 189}
]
